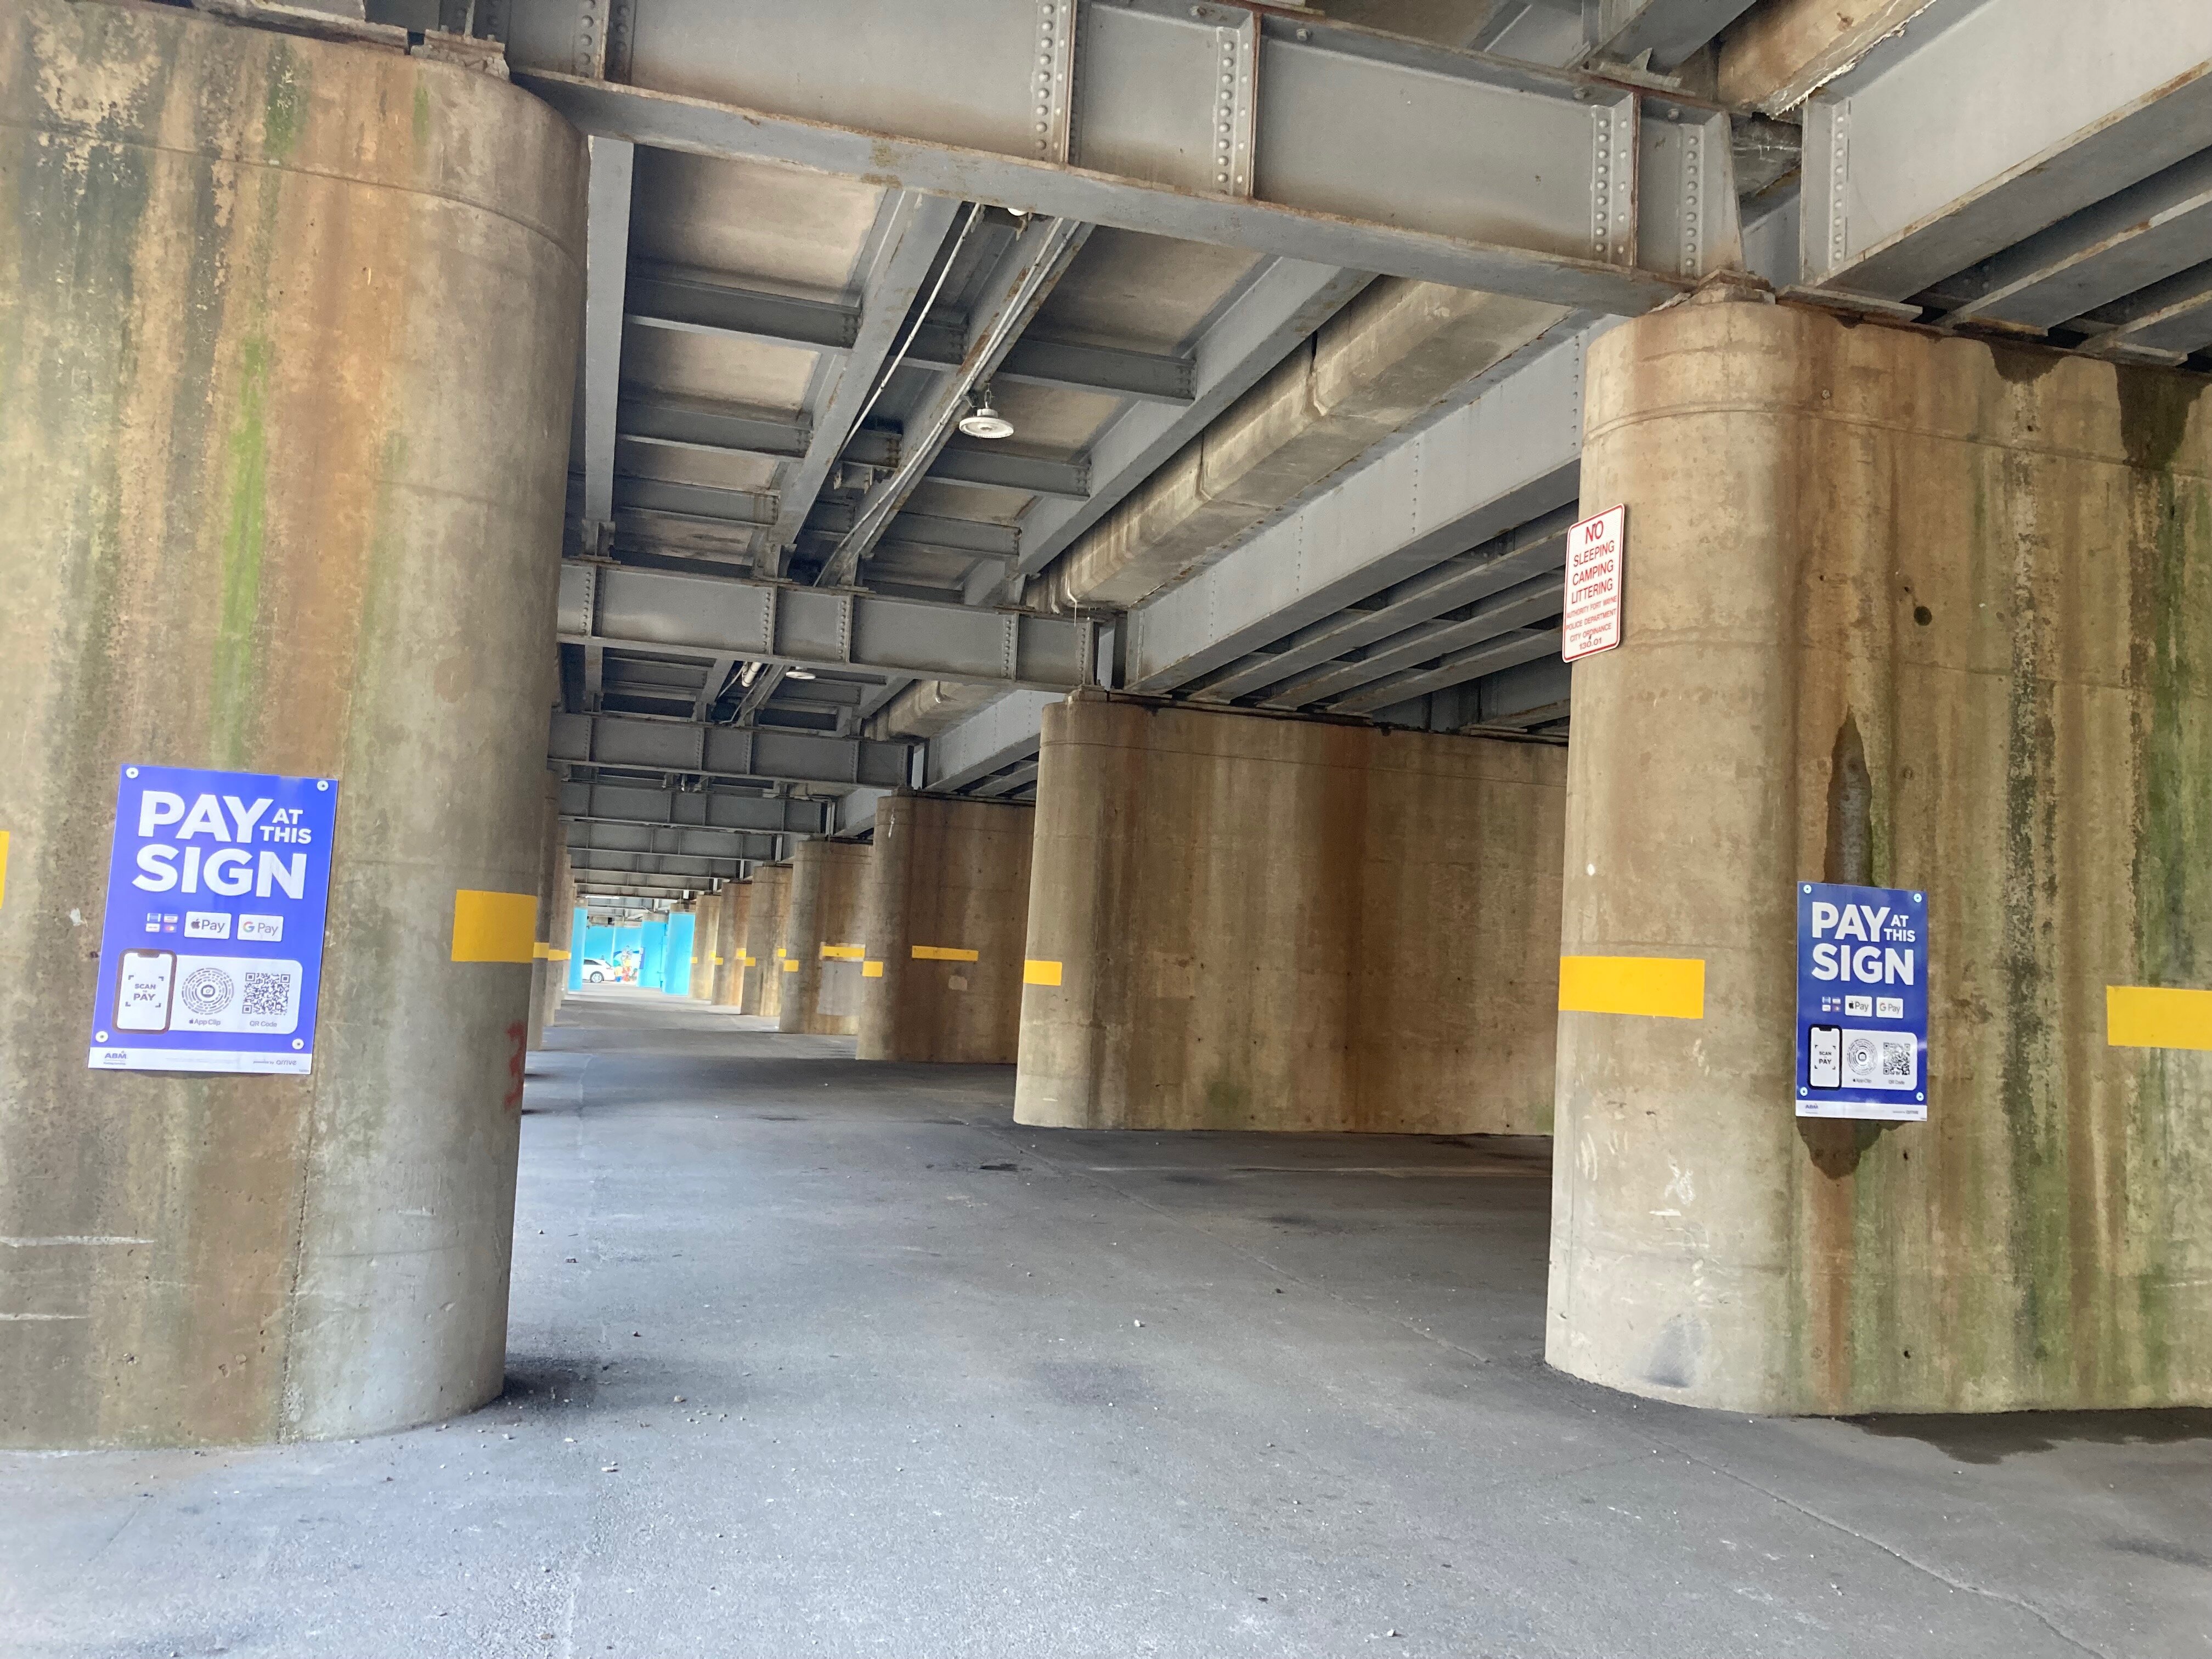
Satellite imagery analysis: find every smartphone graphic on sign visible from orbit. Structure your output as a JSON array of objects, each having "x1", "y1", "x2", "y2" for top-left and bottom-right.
[
  {"x1": 1808, "y1": 1024, "x2": 1842, "y2": 1090},
  {"x1": 115, "y1": 950, "x2": 176, "y2": 1033}
]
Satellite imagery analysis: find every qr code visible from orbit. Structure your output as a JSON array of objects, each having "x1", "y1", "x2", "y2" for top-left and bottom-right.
[
  {"x1": 242, "y1": 972, "x2": 294, "y2": 1018},
  {"x1": 1880, "y1": 1037, "x2": 1915, "y2": 1081}
]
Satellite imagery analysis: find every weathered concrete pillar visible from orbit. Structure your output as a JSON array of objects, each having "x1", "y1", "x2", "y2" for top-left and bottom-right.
[
  {"x1": 541, "y1": 842, "x2": 576, "y2": 1029},
  {"x1": 711, "y1": 882, "x2": 751, "y2": 1006},
  {"x1": 526, "y1": 776, "x2": 562, "y2": 1051},
  {"x1": 1549, "y1": 298, "x2": 2212, "y2": 1414},
  {"x1": 1017, "y1": 695, "x2": 1565, "y2": 1131},
  {"x1": 0, "y1": 1, "x2": 584, "y2": 1446},
  {"x1": 742, "y1": 864, "x2": 794, "y2": 1019},
  {"x1": 858, "y1": 795, "x2": 1033, "y2": 1063},
  {"x1": 780, "y1": 842, "x2": 873, "y2": 1035},
  {"x1": 689, "y1": 896, "x2": 719, "y2": 1000}
]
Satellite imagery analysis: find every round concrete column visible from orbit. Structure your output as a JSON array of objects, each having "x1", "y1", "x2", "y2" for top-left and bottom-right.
[
  {"x1": 743, "y1": 864, "x2": 793, "y2": 1018},
  {"x1": 779, "y1": 842, "x2": 872, "y2": 1035},
  {"x1": 0, "y1": 1, "x2": 584, "y2": 1445},
  {"x1": 1015, "y1": 695, "x2": 1564, "y2": 1132},
  {"x1": 710, "y1": 883, "x2": 751, "y2": 1006},
  {"x1": 527, "y1": 777, "x2": 564, "y2": 1051},
  {"x1": 857, "y1": 794, "x2": 1034, "y2": 1064},
  {"x1": 689, "y1": 900, "x2": 720, "y2": 1000},
  {"x1": 1550, "y1": 297, "x2": 2212, "y2": 1414},
  {"x1": 543, "y1": 842, "x2": 578, "y2": 1029}
]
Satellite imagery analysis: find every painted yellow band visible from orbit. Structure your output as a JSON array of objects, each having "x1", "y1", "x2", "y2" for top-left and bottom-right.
[
  {"x1": 780, "y1": 959, "x2": 799, "y2": 973},
  {"x1": 452, "y1": 890, "x2": 538, "y2": 964},
  {"x1": 912, "y1": 945, "x2": 980, "y2": 962},
  {"x1": 1024, "y1": 958, "x2": 1063, "y2": 987},
  {"x1": 2107, "y1": 985, "x2": 2212, "y2": 1050},
  {"x1": 532, "y1": 941, "x2": 552, "y2": 960},
  {"x1": 774, "y1": 947, "x2": 786, "y2": 959},
  {"x1": 549, "y1": 950, "x2": 571, "y2": 961},
  {"x1": 862, "y1": 960, "x2": 885, "y2": 978},
  {"x1": 1558, "y1": 954, "x2": 1705, "y2": 1020},
  {"x1": 712, "y1": 955, "x2": 724, "y2": 965},
  {"x1": 821, "y1": 943, "x2": 865, "y2": 960}
]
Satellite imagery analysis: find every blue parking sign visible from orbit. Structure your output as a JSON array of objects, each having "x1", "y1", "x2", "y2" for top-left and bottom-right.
[
  {"x1": 87, "y1": 764, "x2": 339, "y2": 1075},
  {"x1": 1796, "y1": 882, "x2": 1928, "y2": 1121}
]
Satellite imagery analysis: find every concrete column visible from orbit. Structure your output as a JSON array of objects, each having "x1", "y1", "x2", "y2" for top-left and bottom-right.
[
  {"x1": 742, "y1": 864, "x2": 794, "y2": 1019},
  {"x1": 780, "y1": 841, "x2": 873, "y2": 1036},
  {"x1": 859, "y1": 795, "x2": 1034, "y2": 1063},
  {"x1": 689, "y1": 897, "x2": 719, "y2": 1000},
  {"x1": 542, "y1": 843, "x2": 577, "y2": 1026},
  {"x1": 1549, "y1": 297, "x2": 2212, "y2": 1415},
  {"x1": 1017, "y1": 695, "x2": 1565, "y2": 1131},
  {"x1": 711, "y1": 882, "x2": 752, "y2": 1006},
  {"x1": 0, "y1": 1, "x2": 584, "y2": 1446},
  {"x1": 526, "y1": 776, "x2": 562, "y2": 1051}
]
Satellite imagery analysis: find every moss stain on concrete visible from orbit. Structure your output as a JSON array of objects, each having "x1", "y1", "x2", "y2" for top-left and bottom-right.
[
  {"x1": 210, "y1": 337, "x2": 270, "y2": 766},
  {"x1": 2125, "y1": 377, "x2": 2212, "y2": 1398},
  {"x1": 261, "y1": 41, "x2": 307, "y2": 162},
  {"x1": 2008, "y1": 448, "x2": 2074, "y2": 1400}
]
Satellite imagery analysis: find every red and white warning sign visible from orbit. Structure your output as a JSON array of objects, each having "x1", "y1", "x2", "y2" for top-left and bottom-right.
[{"x1": 1561, "y1": 504, "x2": 1626, "y2": 663}]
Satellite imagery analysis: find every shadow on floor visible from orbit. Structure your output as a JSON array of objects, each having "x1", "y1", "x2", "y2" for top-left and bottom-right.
[{"x1": 1848, "y1": 1406, "x2": 2212, "y2": 1463}]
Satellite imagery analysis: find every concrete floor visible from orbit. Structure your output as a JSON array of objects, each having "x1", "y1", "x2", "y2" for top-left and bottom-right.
[{"x1": 4, "y1": 991, "x2": 2207, "y2": 1658}]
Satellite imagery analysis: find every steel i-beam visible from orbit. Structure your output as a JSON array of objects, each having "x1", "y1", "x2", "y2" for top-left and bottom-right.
[{"x1": 493, "y1": 0, "x2": 1740, "y2": 312}]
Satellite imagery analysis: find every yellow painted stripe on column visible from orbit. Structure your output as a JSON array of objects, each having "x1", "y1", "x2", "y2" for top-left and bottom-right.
[
  {"x1": 532, "y1": 941, "x2": 552, "y2": 960},
  {"x1": 862, "y1": 960, "x2": 884, "y2": 978},
  {"x1": 549, "y1": 950, "x2": 571, "y2": 961},
  {"x1": 0, "y1": 830, "x2": 9, "y2": 909},
  {"x1": 2107, "y1": 985, "x2": 2212, "y2": 1049},
  {"x1": 781, "y1": 958, "x2": 799, "y2": 973},
  {"x1": 712, "y1": 954, "x2": 724, "y2": 965},
  {"x1": 912, "y1": 945, "x2": 979, "y2": 962},
  {"x1": 452, "y1": 890, "x2": 539, "y2": 963},
  {"x1": 1558, "y1": 955, "x2": 1705, "y2": 1020},
  {"x1": 1024, "y1": 958, "x2": 1063, "y2": 986},
  {"x1": 821, "y1": 943, "x2": 865, "y2": 960}
]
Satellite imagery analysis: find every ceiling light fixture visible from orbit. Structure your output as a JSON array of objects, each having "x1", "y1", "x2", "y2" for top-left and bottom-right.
[{"x1": 958, "y1": 383, "x2": 1014, "y2": 441}]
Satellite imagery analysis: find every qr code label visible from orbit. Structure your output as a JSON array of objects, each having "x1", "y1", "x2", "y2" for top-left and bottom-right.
[
  {"x1": 165, "y1": 955, "x2": 303, "y2": 1035},
  {"x1": 242, "y1": 972, "x2": 294, "y2": 1019},
  {"x1": 1841, "y1": 1028, "x2": 1916, "y2": 1090}
]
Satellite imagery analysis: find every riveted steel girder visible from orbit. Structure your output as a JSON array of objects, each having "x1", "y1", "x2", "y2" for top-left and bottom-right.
[
  {"x1": 1800, "y1": 0, "x2": 2212, "y2": 301},
  {"x1": 568, "y1": 844, "x2": 748, "y2": 881},
  {"x1": 566, "y1": 819, "x2": 784, "y2": 864},
  {"x1": 496, "y1": 0, "x2": 1737, "y2": 312},
  {"x1": 561, "y1": 780, "x2": 831, "y2": 836},
  {"x1": 627, "y1": 264, "x2": 1190, "y2": 406},
  {"x1": 557, "y1": 563, "x2": 1096, "y2": 690},
  {"x1": 551, "y1": 710, "x2": 913, "y2": 788}
]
